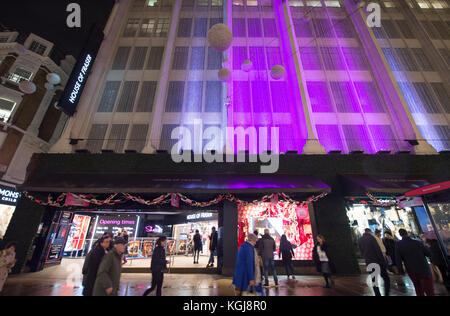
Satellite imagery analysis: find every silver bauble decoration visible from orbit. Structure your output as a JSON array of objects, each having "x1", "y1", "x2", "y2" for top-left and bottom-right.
[{"x1": 207, "y1": 23, "x2": 233, "y2": 52}]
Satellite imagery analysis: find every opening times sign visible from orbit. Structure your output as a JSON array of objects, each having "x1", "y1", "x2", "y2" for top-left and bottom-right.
[{"x1": 94, "y1": 215, "x2": 138, "y2": 239}]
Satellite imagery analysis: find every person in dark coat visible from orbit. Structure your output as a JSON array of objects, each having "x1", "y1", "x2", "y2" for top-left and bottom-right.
[
  {"x1": 207, "y1": 227, "x2": 218, "y2": 268},
  {"x1": 312, "y1": 234, "x2": 335, "y2": 288},
  {"x1": 396, "y1": 229, "x2": 434, "y2": 296},
  {"x1": 358, "y1": 228, "x2": 390, "y2": 296},
  {"x1": 425, "y1": 238, "x2": 450, "y2": 291},
  {"x1": 383, "y1": 232, "x2": 398, "y2": 274},
  {"x1": 83, "y1": 236, "x2": 111, "y2": 296},
  {"x1": 143, "y1": 236, "x2": 168, "y2": 296},
  {"x1": 193, "y1": 230, "x2": 202, "y2": 264},
  {"x1": 93, "y1": 237, "x2": 127, "y2": 296},
  {"x1": 259, "y1": 229, "x2": 279, "y2": 287},
  {"x1": 279, "y1": 234, "x2": 296, "y2": 280}
]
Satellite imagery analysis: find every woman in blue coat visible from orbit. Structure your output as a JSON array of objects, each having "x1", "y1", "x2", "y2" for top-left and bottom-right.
[{"x1": 233, "y1": 233, "x2": 259, "y2": 296}]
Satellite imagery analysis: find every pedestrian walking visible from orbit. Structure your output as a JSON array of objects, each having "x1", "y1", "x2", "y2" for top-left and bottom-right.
[
  {"x1": 259, "y1": 229, "x2": 279, "y2": 287},
  {"x1": 233, "y1": 233, "x2": 259, "y2": 296},
  {"x1": 312, "y1": 235, "x2": 335, "y2": 288},
  {"x1": 206, "y1": 227, "x2": 218, "y2": 268},
  {"x1": 425, "y1": 238, "x2": 450, "y2": 291},
  {"x1": 193, "y1": 230, "x2": 202, "y2": 264},
  {"x1": 383, "y1": 232, "x2": 398, "y2": 274},
  {"x1": 396, "y1": 229, "x2": 434, "y2": 296},
  {"x1": 0, "y1": 242, "x2": 16, "y2": 293},
  {"x1": 83, "y1": 236, "x2": 111, "y2": 296},
  {"x1": 358, "y1": 228, "x2": 390, "y2": 296},
  {"x1": 93, "y1": 237, "x2": 127, "y2": 296},
  {"x1": 374, "y1": 229, "x2": 387, "y2": 256},
  {"x1": 279, "y1": 235, "x2": 296, "y2": 280},
  {"x1": 143, "y1": 236, "x2": 169, "y2": 296}
]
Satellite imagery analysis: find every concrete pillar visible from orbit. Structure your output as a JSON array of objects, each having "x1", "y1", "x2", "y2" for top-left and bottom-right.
[
  {"x1": 222, "y1": 200, "x2": 238, "y2": 276},
  {"x1": 142, "y1": 0, "x2": 182, "y2": 153},
  {"x1": 274, "y1": 0, "x2": 326, "y2": 154},
  {"x1": 27, "y1": 87, "x2": 56, "y2": 136},
  {"x1": 343, "y1": 0, "x2": 437, "y2": 155}
]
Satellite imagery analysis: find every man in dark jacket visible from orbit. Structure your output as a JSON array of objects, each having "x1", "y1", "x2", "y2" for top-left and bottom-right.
[
  {"x1": 207, "y1": 227, "x2": 218, "y2": 268},
  {"x1": 193, "y1": 230, "x2": 202, "y2": 264},
  {"x1": 358, "y1": 228, "x2": 390, "y2": 296},
  {"x1": 93, "y1": 237, "x2": 127, "y2": 296},
  {"x1": 83, "y1": 236, "x2": 111, "y2": 296},
  {"x1": 425, "y1": 238, "x2": 450, "y2": 291},
  {"x1": 143, "y1": 236, "x2": 168, "y2": 296},
  {"x1": 396, "y1": 229, "x2": 434, "y2": 296},
  {"x1": 259, "y1": 229, "x2": 279, "y2": 287}
]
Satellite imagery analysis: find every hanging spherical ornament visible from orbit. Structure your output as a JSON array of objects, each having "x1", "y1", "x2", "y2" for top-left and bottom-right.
[
  {"x1": 241, "y1": 59, "x2": 253, "y2": 72},
  {"x1": 296, "y1": 205, "x2": 309, "y2": 219},
  {"x1": 44, "y1": 82, "x2": 54, "y2": 90},
  {"x1": 218, "y1": 67, "x2": 231, "y2": 82},
  {"x1": 46, "y1": 73, "x2": 61, "y2": 85},
  {"x1": 54, "y1": 102, "x2": 62, "y2": 110},
  {"x1": 270, "y1": 65, "x2": 286, "y2": 80},
  {"x1": 207, "y1": 23, "x2": 233, "y2": 52},
  {"x1": 19, "y1": 81, "x2": 36, "y2": 94}
]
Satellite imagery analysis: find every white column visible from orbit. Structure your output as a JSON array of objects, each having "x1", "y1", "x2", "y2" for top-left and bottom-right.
[
  {"x1": 27, "y1": 87, "x2": 56, "y2": 136},
  {"x1": 142, "y1": 0, "x2": 182, "y2": 153},
  {"x1": 49, "y1": 112, "x2": 69, "y2": 145}
]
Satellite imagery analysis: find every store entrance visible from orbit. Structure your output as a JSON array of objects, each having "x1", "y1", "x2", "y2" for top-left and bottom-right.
[{"x1": 59, "y1": 209, "x2": 219, "y2": 269}]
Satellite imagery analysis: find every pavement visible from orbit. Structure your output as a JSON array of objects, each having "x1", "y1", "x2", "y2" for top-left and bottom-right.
[{"x1": 1, "y1": 259, "x2": 449, "y2": 296}]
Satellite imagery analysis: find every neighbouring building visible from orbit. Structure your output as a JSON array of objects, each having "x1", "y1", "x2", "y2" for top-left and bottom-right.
[{"x1": 4, "y1": 0, "x2": 449, "y2": 276}]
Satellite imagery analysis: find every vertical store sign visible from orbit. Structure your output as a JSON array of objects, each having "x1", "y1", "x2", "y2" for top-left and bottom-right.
[
  {"x1": 46, "y1": 211, "x2": 73, "y2": 262},
  {"x1": 57, "y1": 25, "x2": 104, "y2": 116}
]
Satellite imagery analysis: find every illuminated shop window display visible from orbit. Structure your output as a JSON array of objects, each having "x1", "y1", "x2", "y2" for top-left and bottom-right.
[
  {"x1": 238, "y1": 202, "x2": 314, "y2": 260},
  {"x1": 173, "y1": 219, "x2": 218, "y2": 256},
  {"x1": 427, "y1": 202, "x2": 450, "y2": 255},
  {"x1": 346, "y1": 200, "x2": 422, "y2": 243}
]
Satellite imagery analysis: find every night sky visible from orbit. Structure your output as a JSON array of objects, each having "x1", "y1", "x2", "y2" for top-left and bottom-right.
[{"x1": 0, "y1": 0, "x2": 115, "y2": 58}]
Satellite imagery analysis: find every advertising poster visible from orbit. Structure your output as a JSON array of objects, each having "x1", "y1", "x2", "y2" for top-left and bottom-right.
[
  {"x1": 64, "y1": 215, "x2": 92, "y2": 252},
  {"x1": 94, "y1": 214, "x2": 137, "y2": 239},
  {"x1": 0, "y1": 205, "x2": 16, "y2": 237},
  {"x1": 46, "y1": 212, "x2": 73, "y2": 262},
  {"x1": 143, "y1": 241, "x2": 154, "y2": 257},
  {"x1": 128, "y1": 240, "x2": 140, "y2": 257},
  {"x1": 167, "y1": 240, "x2": 176, "y2": 255}
]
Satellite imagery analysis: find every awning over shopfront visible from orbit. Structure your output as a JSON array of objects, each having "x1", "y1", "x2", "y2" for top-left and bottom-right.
[
  {"x1": 19, "y1": 173, "x2": 331, "y2": 194},
  {"x1": 340, "y1": 174, "x2": 436, "y2": 196}
]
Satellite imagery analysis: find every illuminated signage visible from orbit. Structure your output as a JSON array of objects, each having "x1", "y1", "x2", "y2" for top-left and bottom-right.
[
  {"x1": 187, "y1": 212, "x2": 214, "y2": 221},
  {"x1": 69, "y1": 54, "x2": 92, "y2": 104},
  {"x1": 0, "y1": 185, "x2": 20, "y2": 206},
  {"x1": 145, "y1": 225, "x2": 163, "y2": 233}
]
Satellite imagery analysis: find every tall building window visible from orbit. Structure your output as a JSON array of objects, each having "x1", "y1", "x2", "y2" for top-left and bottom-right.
[
  {"x1": 248, "y1": 18, "x2": 262, "y2": 37},
  {"x1": 316, "y1": 125, "x2": 344, "y2": 151},
  {"x1": 252, "y1": 81, "x2": 271, "y2": 112},
  {"x1": 194, "y1": 18, "x2": 208, "y2": 37},
  {"x1": 330, "y1": 81, "x2": 359, "y2": 113},
  {"x1": 342, "y1": 47, "x2": 369, "y2": 70},
  {"x1": 207, "y1": 47, "x2": 223, "y2": 69},
  {"x1": 270, "y1": 81, "x2": 289, "y2": 113},
  {"x1": 205, "y1": 81, "x2": 222, "y2": 112},
  {"x1": 165, "y1": 81, "x2": 185, "y2": 112},
  {"x1": 185, "y1": 81, "x2": 203, "y2": 112},
  {"x1": 342, "y1": 125, "x2": 373, "y2": 152},
  {"x1": 233, "y1": 46, "x2": 248, "y2": 70},
  {"x1": 155, "y1": 18, "x2": 170, "y2": 37},
  {"x1": 321, "y1": 47, "x2": 346, "y2": 70},
  {"x1": 112, "y1": 47, "x2": 131, "y2": 70},
  {"x1": 123, "y1": 18, "x2": 140, "y2": 37},
  {"x1": 306, "y1": 82, "x2": 334, "y2": 112},
  {"x1": 249, "y1": 46, "x2": 266, "y2": 70},
  {"x1": 381, "y1": 48, "x2": 402, "y2": 71},
  {"x1": 29, "y1": 41, "x2": 47, "y2": 55},
  {"x1": 263, "y1": 19, "x2": 277, "y2": 37},
  {"x1": 431, "y1": 21, "x2": 450, "y2": 40},
  {"x1": 266, "y1": 47, "x2": 282, "y2": 69},
  {"x1": 354, "y1": 82, "x2": 386, "y2": 113},
  {"x1": 313, "y1": 19, "x2": 334, "y2": 38},
  {"x1": 106, "y1": 124, "x2": 129, "y2": 152},
  {"x1": 396, "y1": 20, "x2": 416, "y2": 39},
  {"x1": 411, "y1": 48, "x2": 434, "y2": 71},
  {"x1": 212, "y1": 0, "x2": 223, "y2": 7},
  {"x1": 116, "y1": 81, "x2": 139, "y2": 112},
  {"x1": 172, "y1": 46, "x2": 189, "y2": 69},
  {"x1": 136, "y1": 81, "x2": 157, "y2": 112},
  {"x1": 190, "y1": 46, "x2": 206, "y2": 70},
  {"x1": 0, "y1": 98, "x2": 16, "y2": 122},
  {"x1": 86, "y1": 124, "x2": 108, "y2": 153},
  {"x1": 421, "y1": 21, "x2": 440, "y2": 39},
  {"x1": 8, "y1": 67, "x2": 32, "y2": 83},
  {"x1": 382, "y1": 20, "x2": 401, "y2": 38},
  {"x1": 178, "y1": 18, "x2": 193, "y2": 37},
  {"x1": 293, "y1": 19, "x2": 313, "y2": 37},
  {"x1": 129, "y1": 47, "x2": 148, "y2": 70},
  {"x1": 299, "y1": 46, "x2": 323, "y2": 70},
  {"x1": 333, "y1": 19, "x2": 355, "y2": 38},
  {"x1": 127, "y1": 125, "x2": 149, "y2": 152},
  {"x1": 98, "y1": 81, "x2": 121, "y2": 112},
  {"x1": 395, "y1": 48, "x2": 418, "y2": 71},
  {"x1": 140, "y1": 18, "x2": 156, "y2": 37},
  {"x1": 233, "y1": 18, "x2": 247, "y2": 37},
  {"x1": 430, "y1": 83, "x2": 450, "y2": 113},
  {"x1": 147, "y1": 47, "x2": 165, "y2": 70},
  {"x1": 413, "y1": 82, "x2": 441, "y2": 113}
]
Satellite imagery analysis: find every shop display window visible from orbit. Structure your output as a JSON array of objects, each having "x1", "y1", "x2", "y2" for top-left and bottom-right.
[{"x1": 427, "y1": 202, "x2": 450, "y2": 255}]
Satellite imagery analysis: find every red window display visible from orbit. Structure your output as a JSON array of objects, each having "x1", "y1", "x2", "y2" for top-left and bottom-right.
[{"x1": 238, "y1": 201, "x2": 314, "y2": 260}]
